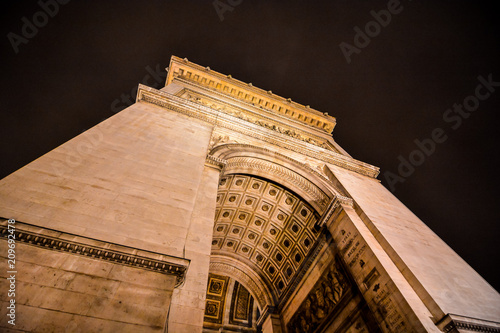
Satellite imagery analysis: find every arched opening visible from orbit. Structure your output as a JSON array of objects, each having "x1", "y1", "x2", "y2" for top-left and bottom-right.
[
  {"x1": 204, "y1": 143, "x2": 347, "y2": 331},
  {"x1": 209, "y1": 143, "x2": 340, "y2": 215}
]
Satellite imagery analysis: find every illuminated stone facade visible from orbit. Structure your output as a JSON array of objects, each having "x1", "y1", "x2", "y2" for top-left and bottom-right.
[{"x1": 0, "y1": 56, "x2": 499, "y2": 332}]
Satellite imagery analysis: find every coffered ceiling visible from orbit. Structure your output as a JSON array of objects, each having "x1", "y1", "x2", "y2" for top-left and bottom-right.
[{"x1": 212, "y1": 174, "x2": 321, "y2": 300}]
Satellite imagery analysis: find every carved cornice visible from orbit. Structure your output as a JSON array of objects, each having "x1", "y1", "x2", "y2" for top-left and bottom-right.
[
  {"x1": 214, "y1": 121, "x2": 379, "y2": 178},
  {"x1": 166, "y1": 56, "x2": 336, "y2": 134},
  {"x1": 438, "y1": 314, "x2": 500, "y2": 333},
  {"x1": 138, "y1": 87, "x2": 217, "y2": 124},
  {"x1": 223, "y1": 156, "x2": 329, "y2": 209},
  {"x1": 0, "y1": 219, "x2": 189, "y2": 287},
  {"x1": 136, "y1": 85, "x2": 380, "y2": 179},
  {"x1": 337, "y1": 196, "x2": 353, "y2": 207},
  {"x1": 444, "y1": 321, "x2": 500, "y2": 333},
  {"x1": 205, "y1": 154, "x2": 227, "y2": 171},
  {"x1": 176, "y1": 84, "x2": 335, "y2": 148}
]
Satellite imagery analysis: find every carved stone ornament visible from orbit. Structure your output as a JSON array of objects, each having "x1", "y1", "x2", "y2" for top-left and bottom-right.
[
  {"x1": 287, "y1": 260, "x2": 349, "y2": 333},
  {"x1": 439, "y1": 314, "x2": 500, "y2": 333},
  {"x1": 136, "y1": 85, "x2": 380, "y2": 178},
  {"x1": 166, "y1": 56, "x2": 337, "y2": 134},
  {"x1": 208, "y1": 134, "x2": 231, "y2": 150},
  {"x1": 205, "y1": 154, "x2": 227, "y2": 171},
  {"x1": 316, "y1": 196, "x2": 354, "y2": 228},
  {"x1": 0, "y1": 219, "x2": 189, "y2": 287},
  {"x1": 223, "y1": 157, "x2": 329, "y2": 208},
  {"x1": 443, "y1": 321, "x2": 500, "y2": 333},
  {"x1": 182, "y1": 91, "x2": 332, "y2": 149}
]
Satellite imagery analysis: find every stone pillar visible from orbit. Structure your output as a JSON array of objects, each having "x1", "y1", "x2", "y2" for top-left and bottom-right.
[
  {"x1": 326, "y1": 164, "x2": 500, "y2": 326},
  {"x1": 167, "y1": 156, "x2": 225, "y2": 332},
  {"x1": 324, "y1": 200, "x2": 440, "y2": 333}
]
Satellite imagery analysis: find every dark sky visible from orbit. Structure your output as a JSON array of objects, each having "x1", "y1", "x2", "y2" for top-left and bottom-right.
[{"x1": 1, "y1": 1, "x2": 499, "y2": 291}]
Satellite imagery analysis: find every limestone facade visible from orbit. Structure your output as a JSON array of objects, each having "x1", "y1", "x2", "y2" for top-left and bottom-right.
[{"x1": 0, "y1": 55, "x2": 499, "y2": 332}]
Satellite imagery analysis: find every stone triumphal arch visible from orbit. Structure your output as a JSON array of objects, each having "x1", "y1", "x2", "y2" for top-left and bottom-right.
[{"x1": 0, "y1": 56, "x2": 499, "y2": 332}]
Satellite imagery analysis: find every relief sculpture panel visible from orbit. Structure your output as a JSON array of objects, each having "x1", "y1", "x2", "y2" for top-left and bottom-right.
[{"x1": 287, "y1": 260, "x2": 349, "y2": 333}]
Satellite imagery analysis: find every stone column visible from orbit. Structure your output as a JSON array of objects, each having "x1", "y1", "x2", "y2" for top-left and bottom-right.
[{"x1": 167, "y1": 156, "x2": 225, "y2": 332}]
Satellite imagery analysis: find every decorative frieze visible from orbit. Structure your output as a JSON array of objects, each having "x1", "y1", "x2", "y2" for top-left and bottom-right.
[
  {"x1": 443, "y1": 321, "x2": 500, "y2": 333},
  {"x1": 136, "y1": 85, "x2": 380, "y2": 178},
  {"x1": 182, "y1": 90, "x2": 332, "y2": 150}
]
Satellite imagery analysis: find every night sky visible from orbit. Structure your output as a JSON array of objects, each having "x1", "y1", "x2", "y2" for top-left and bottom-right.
[{"x1": 2, "y1": 1, "x2": 499, "y2": 291}]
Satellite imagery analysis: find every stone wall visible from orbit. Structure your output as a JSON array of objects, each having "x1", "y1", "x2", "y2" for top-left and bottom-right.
[{"x1": 0, "y1": 100, "x2": 218, "y2": 331}]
